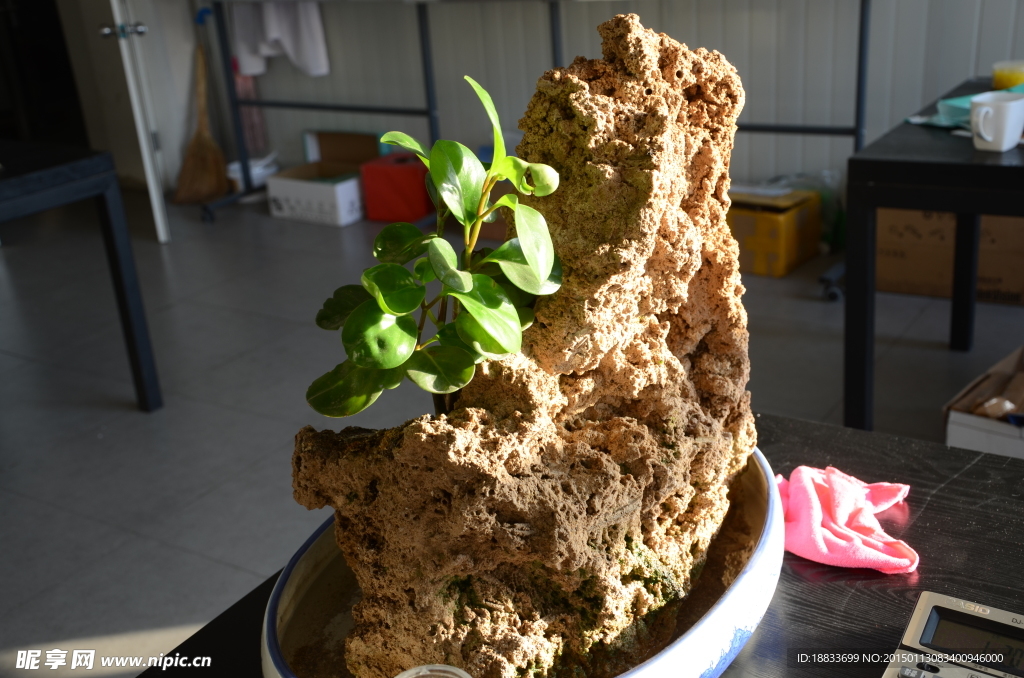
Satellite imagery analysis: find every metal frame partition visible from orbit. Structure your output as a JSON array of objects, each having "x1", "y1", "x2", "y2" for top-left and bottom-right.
[
  {"x1": 204, "y1": 0, "x2": 870, "y2": 221},
  {"x1": 204, "y1": 0, "x2": 445, "y2": 220},
  {"x1": 738, "y1": 0, "x2": 871, "y2": 152}
]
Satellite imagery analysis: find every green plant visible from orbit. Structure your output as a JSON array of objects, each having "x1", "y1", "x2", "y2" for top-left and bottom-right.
[{"x1": 306, "y1": 76, "x2": 561, "y2": 418}]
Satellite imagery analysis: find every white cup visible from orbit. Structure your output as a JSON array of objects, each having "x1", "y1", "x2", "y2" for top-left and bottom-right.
[{"x1": 970, "y1": 91, "x2": 1024, "y2": 152}]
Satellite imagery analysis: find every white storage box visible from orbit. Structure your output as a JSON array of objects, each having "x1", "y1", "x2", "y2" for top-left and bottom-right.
[
  {"x1": 266, "y1": 163, "x2": 362, "y2": 226},
  {"x1": 946, "y1": 410, "x2": 1024, "y2": 460},
  {"x1": 267, "y1": 132, "x2": 381, "y2": 227},
  {"x1": 944, "y1": 346, "x2": 1024, "y2": 460}
]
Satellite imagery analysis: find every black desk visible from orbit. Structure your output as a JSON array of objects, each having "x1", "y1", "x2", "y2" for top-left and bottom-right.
[
  {"x1": 0, "y1": 141, "x2": 162, "y2": 411},
  {"x1": 845, "y1": 77, "x2": 1024, "y2": 430},
  {"x1": 142, "y1": 413, "x2": 1024, "y2": 677}
]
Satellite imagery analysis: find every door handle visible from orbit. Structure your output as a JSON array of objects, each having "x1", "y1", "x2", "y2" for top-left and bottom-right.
[{"x1": 98, "y1": 22, "x2": 147, "y2": 38}]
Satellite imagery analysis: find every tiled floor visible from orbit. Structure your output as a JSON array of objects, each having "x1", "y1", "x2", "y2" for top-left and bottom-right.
[{"x1": 1, "y1": 192, "x2": 1022, "y2": 675}]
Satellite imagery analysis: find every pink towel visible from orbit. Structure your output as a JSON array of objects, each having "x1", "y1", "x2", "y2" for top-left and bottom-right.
[{"x1": 775, "y1": 466, "x2": 919, "y2": 574}]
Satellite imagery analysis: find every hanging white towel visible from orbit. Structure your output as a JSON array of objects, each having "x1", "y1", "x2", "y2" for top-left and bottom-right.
[{"x1": 230, "y1": 2, "x2": 330, "y2": 78}]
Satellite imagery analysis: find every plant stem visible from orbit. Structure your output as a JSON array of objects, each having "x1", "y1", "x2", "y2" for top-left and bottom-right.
[
  {"x1": 465, "y1": 175, "x2": 499, "y2": 266},
  {"x1": 436, "y1": 204, "x2": 448, "y2": 238},
  {"x1": 438, "y1": 296, "x2": 448, "y2": 326},
  {"x1": 415, "y1": 298, "x2": 432, "y2": 346}
]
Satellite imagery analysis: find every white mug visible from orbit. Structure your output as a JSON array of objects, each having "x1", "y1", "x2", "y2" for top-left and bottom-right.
[{"x1": 970, "y1": 91, "x2": 1024, "y2": 152}]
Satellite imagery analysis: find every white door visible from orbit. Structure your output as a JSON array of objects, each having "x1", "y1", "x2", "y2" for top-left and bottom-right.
[{"x1": 107, "y1": 0, "x2": 171, "y2": 244}]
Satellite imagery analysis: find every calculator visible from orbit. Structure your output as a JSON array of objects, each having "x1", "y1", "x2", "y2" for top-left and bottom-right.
[{"x1": 882, "y1": 592, "x2": 1024, "y2": 678}]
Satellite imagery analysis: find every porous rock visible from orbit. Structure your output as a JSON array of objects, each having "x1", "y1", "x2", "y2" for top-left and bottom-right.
[{"x1": 293, "y1": 14, "x2": 753, "y2": 678}]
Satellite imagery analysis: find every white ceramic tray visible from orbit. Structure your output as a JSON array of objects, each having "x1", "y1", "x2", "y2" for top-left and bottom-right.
[{"x1": 263, "y1": 448, "x2": 784, "y2": 678}]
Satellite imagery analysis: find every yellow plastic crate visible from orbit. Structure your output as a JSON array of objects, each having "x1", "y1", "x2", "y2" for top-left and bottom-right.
[{"x1": 726, "y1": 190, "x2": 822, "y2": 277}]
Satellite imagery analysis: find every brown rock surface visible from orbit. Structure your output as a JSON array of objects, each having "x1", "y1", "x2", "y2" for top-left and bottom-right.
[{"x1": 293, "y1": 13, "x2": 753, "y2": 678}]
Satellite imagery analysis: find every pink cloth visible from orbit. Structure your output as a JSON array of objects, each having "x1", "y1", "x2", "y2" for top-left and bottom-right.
[{"x1": 775, "y1": 466, "x2": 919, "y2": 574}]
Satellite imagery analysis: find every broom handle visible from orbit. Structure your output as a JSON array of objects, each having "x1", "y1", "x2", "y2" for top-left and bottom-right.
[{"x1": 195, "y1": 44, "x2": 210, "y2": 136}]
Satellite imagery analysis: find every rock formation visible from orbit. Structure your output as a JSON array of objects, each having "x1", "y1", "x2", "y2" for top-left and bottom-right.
[{"x1": 293, "y1": 14, "x2": 753, "y2": 678}]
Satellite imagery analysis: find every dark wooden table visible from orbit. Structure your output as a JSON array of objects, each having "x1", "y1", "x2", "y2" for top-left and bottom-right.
[
  {"x1": 845, "y1": 77, "x2": 1024, "y2": 430},
  {"x1": 142, "y1": 413, "x2": 1024, "y2": 677},
  {"x1": 0, "y1": 140, "x2": 162, "y2": 411}
]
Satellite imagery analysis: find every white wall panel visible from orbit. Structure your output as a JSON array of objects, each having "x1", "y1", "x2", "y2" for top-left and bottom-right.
[
  {"x1": 254, "y1": 2, "x2": 428, "y2": 166},
  {"x1": 219, "y1": 0, "x2": 1024, "y2": 183}
]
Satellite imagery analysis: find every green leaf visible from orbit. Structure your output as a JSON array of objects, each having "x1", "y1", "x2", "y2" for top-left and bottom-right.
[
  {"x1": 517, "y1": 307, "x2": 535, "y2": 330},
  {"x1": 467, "y1": 246, "x2": 501, "y2": 277},
  {"x1": 373, "y1": 222, "x2": 432, "y2": 264},
  {"x1": 342, "y1": 300, "x2": 418, "y2": 369},
  {"x1": 512, "y1": 203, "x2": 554, "y2": 281},
  {"x1": 425, "y1": 172, "x2": 439, "y2": 207},
  {"x1": 427, "y1": 239, "x2": 473, "y2": 293},
  {"x1": 315, "y1": 285, "x2": 373, "y2": 330},
  {"x1": 413, "y1": 257, "x2": 436, "y2": 283},
  {"x1": 493, "y1": 274, "x2": 536, "y2": 308},
  {"x1": 430, "y1": 140, "x2": 486, "y2": 226},
  {"x1": 404, "y1": 345, "x2": 477, "y2": 394},
  {"x1": 491, "y1": 192, "x2": 518, "y2": 212},
  {"x1": 306, "y1": 360, "x2": 395, "y2": 417},
  {"x1": 528, "y1": 163, "x2": 559, "y2": 196},
  {"x1": 490, "y1": 156, "x2": 532, "y2": 194},
  {"x1": 381, "y1": 131, "x2": 429, "y2": 167},
  {"x1": 482, "y1": 239, "x2": 563, "y2": 296},
  {"x1": 464, "y1": 76, "x2": 505, "y2": 166},
  {"x1": 455, "y1": 311, "x2": 510, "y2": 360},
  {"x1": 448, "y1": 274, "x2": 521, "y2": 353},
  {"x1": 380, "y1": 365, "x2": 406, "y2": 389},
  {"x1": 436, "y1": 323, "x2": 486, "y2": 363},
  {"x1": 489, "y1": 158, "x2": 560, "y2": 197},
  {"x1": 361, "y1": 264, "x2": 425, "y2": 315}
]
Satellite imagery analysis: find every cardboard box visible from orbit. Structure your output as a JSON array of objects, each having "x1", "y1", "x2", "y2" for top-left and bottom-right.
[
  {"x1": 727, "y1": 190, "x2": 822, "y2": 277},
  {"x1": 267, "y1": 164, "x2": 363, "y2": 226},
  {"x1": 876, "y1": 209, "x2": 1024, "y2": 304},
  {"x1": 267, "y1": 132, "x2": 380, "y2": 226},
  {"x1": 944, "y1": 346, "x2": 1024, "y2": 460}
]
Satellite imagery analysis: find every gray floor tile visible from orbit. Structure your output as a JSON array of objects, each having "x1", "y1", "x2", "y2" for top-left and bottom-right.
[
  {"x1": 185, "y1": 218, "x2": 434, "y2": 324},
  {"x1": 0, "y1": 394, "x2": 293, "y2": 533},
  {"x1": 741, "y1": 256, "x2": 932, "y2": 345},
  {"x1": 130, "y1": 237, "x2": 265, "y2": 311},
  {"x1": 173, "y1": 323, "x2": 434, "y2": 429},
  {"x1": 146, "y1": 453, "x2": 330, "y2": 578},
  {"x1": 0, "y1": 490, "x2": 134, "y2": 616},
  {"x1": 0, "y1": 349, "x2": 28, "y2": 375},
  {"x1": 0, "y1": 534, "x2": 264, "y2": 651},
  {"x1": 188, "y1": 248, "x2": 366, "y2": 324},
  {"x1": 0, "y1": 268, "x2": 121, "y2": 361},
  {"x1": 0, "y1": 362, "x2": 137, "y2": 471},
  {"x1": 44, "y1": 301, "x2": 302, "y2": 392},
  {"x1": 747, "y1": 314, "x2": 843, "y2": 422},
  {"x1": 898, "y1": 296, "x2": 1024, "y2": 362}
]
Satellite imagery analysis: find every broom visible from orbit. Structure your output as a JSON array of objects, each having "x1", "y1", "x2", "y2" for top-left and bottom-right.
[{"x1": 174, "y1": 43, "x2": 229, "y2": 203}]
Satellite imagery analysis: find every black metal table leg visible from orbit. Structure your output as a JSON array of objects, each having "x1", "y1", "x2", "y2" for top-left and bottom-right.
[
  {"x1": 844, "y1": 192, "x2": 875, "y2": 430},
  {"x1": 96, "y1": 177, "x2": 163, "y2": 412},
  {"x1": 950, "y1": 213, "x2": 980, "y2": 352}
]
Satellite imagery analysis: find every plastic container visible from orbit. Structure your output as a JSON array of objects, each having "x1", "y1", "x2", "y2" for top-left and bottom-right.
[
  {"x1": 994, "y1": 61, "x2": 1024, "y2": 90},
  {"x1": 360, "y1": 153, "x2": 431, "y2": 223},
  {"x1": 228, "y1": 152, "x2": 279, "y2": 189},
  {"x1": 394, "y1": 666, "x2": 473, "y2": 678}
]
